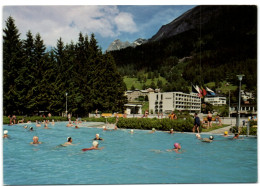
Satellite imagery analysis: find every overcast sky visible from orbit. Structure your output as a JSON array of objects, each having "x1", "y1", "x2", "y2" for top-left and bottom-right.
[{"x1": 2, "y1": 5, "x2": 195, "y2": 51}]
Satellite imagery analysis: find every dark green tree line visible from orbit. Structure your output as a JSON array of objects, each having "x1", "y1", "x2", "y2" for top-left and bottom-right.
[{"x1": 3, "y1": 16, "x2": 127, "y2": 116}]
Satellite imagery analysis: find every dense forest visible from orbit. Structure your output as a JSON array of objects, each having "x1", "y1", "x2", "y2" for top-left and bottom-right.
[
  {"x1": 3, "y1": 16, "x2": 127, "y2": 116},
  {"x1": 109, "y1": 6, "x2": 257, "y2": 93}
]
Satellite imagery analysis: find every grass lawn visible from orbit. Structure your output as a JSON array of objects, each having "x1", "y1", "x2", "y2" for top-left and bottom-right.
[
  {"x1": 201, "y1": 124, "x2": 229, "y2": 132},
  {"x1": 205, "y1": 81, "x2": 246, "y2": 94},
  {"x1": 123, "y1": 75, "x2": 168, "y2": 90}
]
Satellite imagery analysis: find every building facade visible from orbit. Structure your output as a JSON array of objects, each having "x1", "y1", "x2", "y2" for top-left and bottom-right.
[
  {"x1": 204, "y1": 96, "x2": 227, "y2": 106},
  {"x1": 125, "y1": 90, "x2": 149, "y2": 102},
  {"x1": 149, "y1": 92, "x2": 201, "y2": 114}
]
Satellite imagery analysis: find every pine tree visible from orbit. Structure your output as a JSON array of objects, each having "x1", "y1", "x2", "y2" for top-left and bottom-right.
[{"x1": 3, "y1": 16, "x2": 23, "y2": 115}]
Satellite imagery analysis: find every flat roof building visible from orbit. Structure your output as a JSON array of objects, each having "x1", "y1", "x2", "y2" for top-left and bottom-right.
[
  {"x1": 204, "y1": 95, "x2": 226, "y2": 106},
  {"x1": 149, "y1": 92, "x2": 201, "y2": 114}
]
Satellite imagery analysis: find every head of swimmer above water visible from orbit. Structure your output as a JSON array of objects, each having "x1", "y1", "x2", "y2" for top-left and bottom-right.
[
  {"x1": 92, "y1": 141, "x2": 99, "y2": 148},
  {"x1": 67, "y1": 137, "x2": 72, "y2": 142},
  {"x1": 174, "y1": 143, "x2": 181, "y2": 149},
  {"x1": 33, "y1": 136, "x2": 39, "y2": 143}
]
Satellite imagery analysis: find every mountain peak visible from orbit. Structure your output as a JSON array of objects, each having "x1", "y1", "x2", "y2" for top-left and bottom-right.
[{"x1": 107, "y1": 38, "x2": 147, "y2": 52}]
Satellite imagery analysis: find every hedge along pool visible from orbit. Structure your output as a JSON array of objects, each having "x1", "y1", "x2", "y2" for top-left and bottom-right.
[{"x1": 3, "y1": 122, "x2": 257, "y2": 184}]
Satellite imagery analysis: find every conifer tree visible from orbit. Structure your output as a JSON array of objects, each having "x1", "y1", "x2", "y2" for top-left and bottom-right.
[{"x1": 3, "y1": 16, "x2": 23, "y2": 115}]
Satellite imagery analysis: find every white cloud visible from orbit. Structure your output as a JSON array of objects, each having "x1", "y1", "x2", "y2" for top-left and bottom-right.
[
  {"x1": 114, "y1": 12, "x2": 138, "y2": 33},
  {"x1": 2, "y1": 5, "x2": 138, "y2": 46}
]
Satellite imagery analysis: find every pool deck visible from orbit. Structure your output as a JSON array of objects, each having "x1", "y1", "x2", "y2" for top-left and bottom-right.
[{"x1": 202, "y1": 125, "x2": 232, "y2": 134}]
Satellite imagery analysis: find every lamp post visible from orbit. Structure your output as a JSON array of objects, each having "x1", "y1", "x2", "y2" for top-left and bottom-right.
[
  {"x1": 229, "y1": 89, "x2": 230, "y2": 118},
  {"x1": 65, "y1": 92, "x2": 68, "y2": 117},
  {"x1": 236, "y1": 75, "x2": 244, "y2": 128}
]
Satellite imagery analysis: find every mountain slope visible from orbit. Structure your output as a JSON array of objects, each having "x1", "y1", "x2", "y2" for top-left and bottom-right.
[{"x1": 110, "y1": 5, "x2": 257, "y2": 91}]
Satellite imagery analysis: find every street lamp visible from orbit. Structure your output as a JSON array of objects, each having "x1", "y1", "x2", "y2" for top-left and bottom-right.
[
  {"x1": 236, "y1": 75, "x2": 244, "y2": 128},
  {"x1": 65, "y1": 92, "x2": 68, "y2": 117}
]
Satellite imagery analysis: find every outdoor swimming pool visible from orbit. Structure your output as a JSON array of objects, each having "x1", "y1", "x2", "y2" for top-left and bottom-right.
[{"x1": 3, "y1": 122, "x2": 257, "y2": 184}]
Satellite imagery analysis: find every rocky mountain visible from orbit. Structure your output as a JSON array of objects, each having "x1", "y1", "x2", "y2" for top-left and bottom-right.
[
  {"x1": 106, "y1": 38, "x2": 147, "y2": 52},
  {"x1": 150, "y1": 6, "x2": 223, "y2": 41}
]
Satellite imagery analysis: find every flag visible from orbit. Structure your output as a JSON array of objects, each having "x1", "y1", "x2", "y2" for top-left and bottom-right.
[
  {"x1": 196, "y1": 85, "x2": 203, "y2": 98},
  {"x1": 192, "y1": 84, "x2": 199, "y2": 93},
  {"x1": 206, "y1": 87, "x2": 216, "y2": 96},
  {"x1": 202, "y1": 88, "x2": 207, "y2": 97}
]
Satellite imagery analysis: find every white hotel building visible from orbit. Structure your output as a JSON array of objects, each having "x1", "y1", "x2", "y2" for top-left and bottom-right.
[
  {"x1": 204, "y1": 96, "x2": 227, "y2": 106},
  {"x1": 149, "y1": 92, "x2": 201, "y2": 114}
]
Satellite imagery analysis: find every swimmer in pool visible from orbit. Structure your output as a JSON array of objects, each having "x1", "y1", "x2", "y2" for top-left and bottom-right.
[
  {"x1": 202, "y1": 136, "x2": 214, "y2": 143},
  {"x1": 167, "y1": 143, "x2": 182, "y2": 153},
  {"x1": 169, "y1": 129, "x2": 174, "y2": 134},
  {"x1": 62, "y1": 137, "x2": 74, "y2": 146},
  {"x1": 75, "y1": 125, "x2": 79, "y2": 129},
  {"x1": 30, "y1": 127, "x2": 34, "y2": 131},
  {"x1": 24, "y1": 125, "x2": 28, "y2": 129},
  {"x1": 52, "y1": 119, "x2": 55, "y2": 125},
  {"x1": 36, "y1": 120, "x2": 41, "y2": 127},
  {"x1": 44, "y1": 123, "x2": 49, "y2": 129},
  {"x1": 130, "y1": 129, "x2": 134, "y2": 134},
  {"x1": 149, "y1": 128, "x2": 156, "y2": 133},
  {"x1": 88, "y1": 141, "x2": 104, "y2": 150},
  {"x1": 223, "y1": 131, "x2": 229, "y2": 137},
  {"x1": 103, "y1": 126, "x2": 107, "y2": 130},
  {"x1": 30, "y1": 136, "x2": 42, "y2": 144},
  {"x1": 66, "y1": 121, "x2": 73, "y2": 127},
  {"x1": 196, "y1": 133, "x2": 201, "y2": 140},
  {"x1": 233, "y1": 133, "x2": 240, "y2": 139},
  {"x1": 3, "y1": 130, "x2": 9, "y2": 138},
  {"x1": 93, "y1": 134, "x2": 103, "y2": 140}
]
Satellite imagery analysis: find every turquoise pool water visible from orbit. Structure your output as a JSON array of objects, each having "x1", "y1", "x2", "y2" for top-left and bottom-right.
[{"x1": 3, "y1": 122, "x2": 257, "y2": 184}]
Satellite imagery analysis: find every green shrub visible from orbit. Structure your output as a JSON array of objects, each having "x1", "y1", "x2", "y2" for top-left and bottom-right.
[
  {"x1": 230, "y1": 126, "x2": 257, "y2": 136},
  {"x1": 117, "y1": 117, "x2": 194, "y2": 132}
]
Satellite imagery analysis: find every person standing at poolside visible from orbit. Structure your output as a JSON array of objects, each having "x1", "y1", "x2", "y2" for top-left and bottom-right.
[
  {"x1": 30, "y1": 136, "x2": 42, "y2": 144},
  {"x1": 12, "y1": 115, "x2": 16, "y2": 124},
  {"x1": 216, "y1": 114, "x2": 222, "y2": 126},
  {"x1": 193, "y1": 113, "x2": 200, "y2": 133},
  {"x1": 68, "y1": 113, "x2": 71, "y2": 121},
  {"x1": 95, "y1": 109, "x2": 98, "y2": 117},
  {"x1": 207, "y1": 111, "x2": 213, "y2": 128}
]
